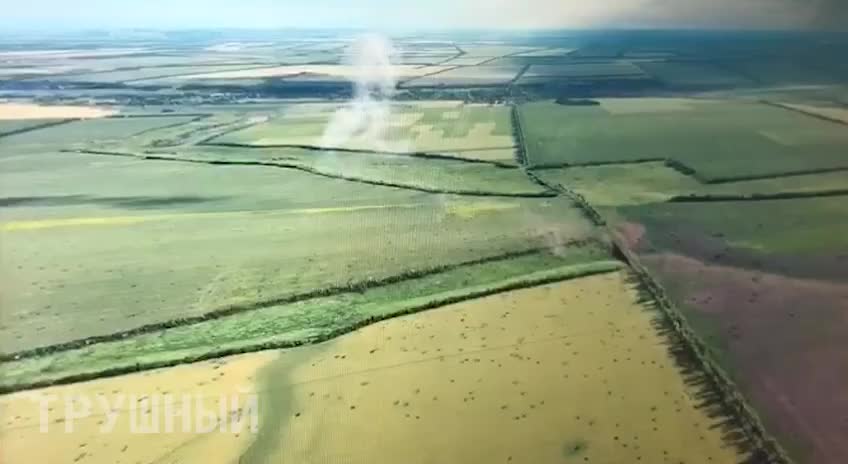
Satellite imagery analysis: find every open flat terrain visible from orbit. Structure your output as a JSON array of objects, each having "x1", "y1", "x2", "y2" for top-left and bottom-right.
[
  {"x1": 2, "y1": 30, "x2": 848, "y2": 464},
  {"x1": 212, "y1": 101, "x2": 516, "y2": 162},
  {"x1": 612, "y1": 196, "x2": 848, "y2": 463},
  {"x1": 0, "y1": 272, "x2": 742, "y2": 464},
  {"x1": 0, "y1": 149, "x2": 594, "y2": 352},
  {"x1": 520, "y1": 98, "x2": 848, "y2": 181}
]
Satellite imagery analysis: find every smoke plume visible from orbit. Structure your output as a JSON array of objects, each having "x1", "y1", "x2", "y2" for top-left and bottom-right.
[{"x1": 320, "y1": 34, "x2": 407, "y2": 153}]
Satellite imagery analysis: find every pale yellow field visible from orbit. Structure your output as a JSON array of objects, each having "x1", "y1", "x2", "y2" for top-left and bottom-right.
[
  {"x1": 174, "y1": 65, "x2": 453, "y2": 80},
  {"x1": 779, "y1": 102, "x2": 848, "y2": 124},
  {"x1": 0, "y1": 272, "x2": 742, "y2": 464},
  {"x1": 0, "y1": 103, "x2": 116, "y2": 120}
]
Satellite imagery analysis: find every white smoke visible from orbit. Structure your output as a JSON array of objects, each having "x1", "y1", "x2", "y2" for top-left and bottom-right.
[{"x1": 320, "y1": 34, "x2": 407, "y2": 153}]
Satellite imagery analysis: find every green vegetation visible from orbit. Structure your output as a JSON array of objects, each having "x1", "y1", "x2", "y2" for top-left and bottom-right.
[
  {"x1": 402, "y1": 66, "x2": 523, "y2": 87},
  {"x1": 636, "y1": 61, "x2": 752, "y2": 87},
  {"x1": 96, "y1": 145, "x2": 543, "y2": 195},
  {"x1": 535, "y1": 162, "x2": 848, "y2": 206},
  {"x1": 1, "y1": 149, "x2": 593, "y2": 352},
  {"x1": 1, "y1": 115, "x2": 200, "y2": 146},
  {"x1": 213, "y1": 102, "x2": 514, "y2": 158},
  {"x1": 618, "y1": 196, "x2": 848, "y2": 255},
  {"x1": 0, "y1": 252, "x2": 621, "y2": 391},
  {"x1": 519, "y1": 99, "x2": 848, "y2": 181},
  {"x1": 0, "y1": 119, "x2": 68, "y2": 137}
]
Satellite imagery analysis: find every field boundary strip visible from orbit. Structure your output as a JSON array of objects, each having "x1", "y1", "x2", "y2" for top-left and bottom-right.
[
  {"x1": 0, "y1": 243, "x2": 603, "y2": 363},
  {"x1": 762, "y1": 100, "x2": 848, "y2": 127},
  {"x1": 120, "y1": 64, "x2": 287, "y2": 84},
  {"x1": 0, "y1": 260, "x2": 623, "y2": 394},
  {"x1": 529, "y1": 156, "x2": 848, "y2": 186},
  {"x1": 199, "y1": 141, "x2": 519, "y2": 168},
  {"x1": 396, "y1": 65, "x2": 460, "y2": 87},
  {"x1": 64, "y1": 148, "x2": 555, "y2": 198},
  {"x1": 0, "y1": 118, "x2": 78, "y2": 138},
  {"x1": 129, "y1": 114, "x2": 211, "y2": 136},
  {"x1": 667, "y1": 189, "x2": 848, "y2": 202}
]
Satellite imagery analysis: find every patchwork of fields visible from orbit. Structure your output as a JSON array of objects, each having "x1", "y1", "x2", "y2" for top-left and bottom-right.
[
  {"x1": 2, "y1": 32, "x2": 848, "y2": 464},
  {"x1": 0, "y1": 273, "x2": 743, "y2": 464},
  {"x1": 211, "y1": 101, "x2": 517, "y2": 162},
  {"x1": 520, "y1": 98, "x2": 848, "y2": 181}
]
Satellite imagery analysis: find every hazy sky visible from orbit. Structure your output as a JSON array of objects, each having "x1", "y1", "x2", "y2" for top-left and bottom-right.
[{"x1": 0, "y1": 0, "x2": 845, "y2": 31}]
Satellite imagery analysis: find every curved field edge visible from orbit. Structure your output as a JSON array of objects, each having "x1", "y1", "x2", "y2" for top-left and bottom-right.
[
  {"x1": 2, "y1": 243, "x2": 604, "y2": 361},
  {"x1": 0, "y1": 259, "x2": 622, "y2": 394},
  {"x1": 67, "y1": 148, "x2": 554, "y2": 198}
]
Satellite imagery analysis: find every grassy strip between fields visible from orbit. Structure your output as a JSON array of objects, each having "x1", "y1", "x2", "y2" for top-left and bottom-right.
[
  {"x1": 0, "y1": 119, "x2": 77, "y2": 138},
  {"x1": 666, "y1": 189, "x2": 848, "y2": 202},
  {"x1": 3, "y1": 246, "x2": 581, "y2": 361},
  {"x1": 0, "y1": 258, "x2": 622, "y2": 393},
  {"x1": 67, "y1": 148, "x2": 555, "y2": 198},
  {"x1": 200, "y1": 141, "x2": 518, "y2": 168}
]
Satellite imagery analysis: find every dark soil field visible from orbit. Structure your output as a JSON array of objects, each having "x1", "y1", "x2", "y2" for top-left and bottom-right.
[{"x1": 613, "y1": 196, "x2": 848, "y2": 463}]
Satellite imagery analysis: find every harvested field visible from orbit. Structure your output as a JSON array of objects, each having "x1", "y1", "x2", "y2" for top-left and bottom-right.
[
  {"x1": 0, "y1": 103, "x2": 116, "y2": 120},
  {"x1": 0, "y1": 272, "x2": 744, "y2": 464}
]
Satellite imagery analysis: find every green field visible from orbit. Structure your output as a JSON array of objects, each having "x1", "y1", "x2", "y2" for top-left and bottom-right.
[
  {"x1": 0, "y1": 248, "x2": 619, "y2": 390},
  {"x1": 536, "y1": 162, "x2": 848, "y2": 206},
  {"x1": 0, "y1": 149, "x2": 594, "y2": 352},
  {"x1": 521, "y1": 62, "x2": 647, "y2": 79},
  {"x1": 0, "y1": 119, "x2": 66, "y2": 137},
  {"x1": 618, "y1": 196, "x2": 848, "y2": 255},
  {"x1": 636, "y1": 61, "x2": 752, "y2": 87},
  {"x1": 4, "y1": 31, "x2": 848, "y2": 464},
  {"x1": 519, "y1": 98, "x2": 848, "y2": 181},
  {"x1": 52, "y1": 64, "x2": 275, "y2": 84},
  {"x1": 0, "y1": 115, "x2": 200, "y2": 146},
  {"x1": 402, "y1": 66, "x2": 523, "y2": 86},
  {"x1": 211, "y1": 102, "x2": 517, "y2": 162}
]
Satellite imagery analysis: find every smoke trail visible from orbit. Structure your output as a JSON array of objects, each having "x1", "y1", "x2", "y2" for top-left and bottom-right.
[{"x1": 320, "y1": 34, "x2": 407, "y2": 153}]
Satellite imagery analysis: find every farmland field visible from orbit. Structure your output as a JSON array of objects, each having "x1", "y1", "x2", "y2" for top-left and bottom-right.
[
  {"x1": 0, "y1": 115, "x2": 200, "y2": 146},
  {"x1": 611, "y1": 196, "x2": 848, "y2": 463},
  {"x1": 520, "y1": 98, "x2": 848, "y2": 181},
  {"x1": 401, "y1": 65, "x2": 523, "y2": 87},
  {"x1": 1, "y1": 148, "x2": 595, "y2": 352},
  {"x1": 535, "y1": 162, "x2": 848, "y2": 206},
  {"x1": 211, "y1": 101, "x2": 517, "y2": 162},
  {"x1": 2, "y1": 29, "x2": 847, "y2": 464},
  {"x1": 0, "y1": 272, "x2": 743, "y2": 464}
]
